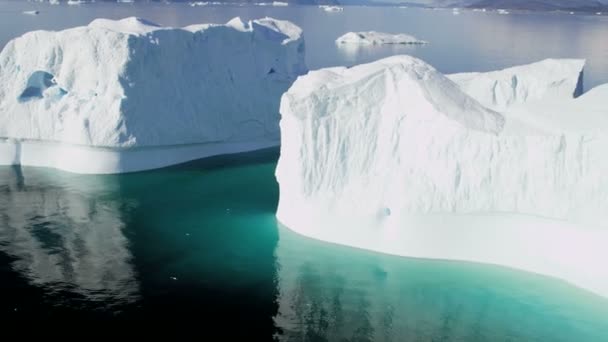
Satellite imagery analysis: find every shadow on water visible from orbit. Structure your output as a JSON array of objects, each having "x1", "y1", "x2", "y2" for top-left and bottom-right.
[{"x1": 0, "y1": 150, "x2": 281, "y2": 337}]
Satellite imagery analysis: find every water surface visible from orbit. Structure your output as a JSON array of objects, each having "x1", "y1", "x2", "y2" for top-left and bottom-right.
[{"x1": 1, "y1": 154, "x2": 608, "y2": 339}]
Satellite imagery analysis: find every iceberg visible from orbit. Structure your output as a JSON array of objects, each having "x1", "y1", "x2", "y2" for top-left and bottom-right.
[
  {"x1": 448, "y1": 59, "x2": 585, "y2": 110},
  {"x1": 319, "y1": 5, "x2": 344, "y2": 12},
  {"x1": 336, "y1": 31, "x2": 427, "y2": 45},
  {"x1": 0, "y1": 17, "x2": 306, "y2": 174},
  {"x1": 276, "y1": 55, "x2": 608, "y2": 298}
]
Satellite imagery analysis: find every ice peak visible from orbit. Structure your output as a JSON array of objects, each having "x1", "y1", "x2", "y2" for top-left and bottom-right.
[
  {"x1": 88, "y1": 17, "x2": 163, "y2": 35},
  {"x1": 284, "y1": 55, "x2": 504, "y2": 134}
]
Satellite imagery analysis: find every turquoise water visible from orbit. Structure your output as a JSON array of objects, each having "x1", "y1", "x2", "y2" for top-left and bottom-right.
[{"x1": 1, "y1": 151, "x2": 608, "y2": 339}]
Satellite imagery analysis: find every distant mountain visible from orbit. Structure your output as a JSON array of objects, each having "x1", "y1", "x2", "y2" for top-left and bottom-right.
[{"x1": 376, "y1": 0, "x2": 608, "y2": 12}]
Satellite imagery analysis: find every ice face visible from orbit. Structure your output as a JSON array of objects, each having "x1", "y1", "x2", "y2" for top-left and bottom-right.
[
  {"x1": 276, "y1": 55, "x2": 608, "y2": 298},
  {"x1": 0, "y1": 17, "x2": 306, "y2": 173},
  {"x1": 448, "y1": 59, "x2": 585, "y2": 110}
]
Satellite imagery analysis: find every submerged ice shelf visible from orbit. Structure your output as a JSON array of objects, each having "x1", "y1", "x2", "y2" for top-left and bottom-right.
[
  {"x1": 276, "y1": 55, "x2": 608, "y2": 298},
  {"x1": 0, "y1": 16, "x2": 306, "y2": 173}
]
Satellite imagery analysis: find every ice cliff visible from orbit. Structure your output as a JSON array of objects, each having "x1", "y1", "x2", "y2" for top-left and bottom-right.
[
  {"x1": 276, "y1": 55, "x2": 608, "y2": 298},
  {"x1": 448, "y1": 59, "x2": 585, "y2": 110},
  {"x1": 0, "y1": 17, "x2": 306, "y2": 173}
]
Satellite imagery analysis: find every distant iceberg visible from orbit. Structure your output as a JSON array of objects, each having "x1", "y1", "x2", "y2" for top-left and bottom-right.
[
  {"x1": 336, "y1": 31, "x2": 427, "y2": 45},
  {"x1": 0, "y1": 17, "x2": 306, "y2": 174},
  {"x1": 276, "y1": 55, "x2": 608, "y2": 299},
  {"x1": 319, "y1": 5, "x2": 343, "y2": 12}
]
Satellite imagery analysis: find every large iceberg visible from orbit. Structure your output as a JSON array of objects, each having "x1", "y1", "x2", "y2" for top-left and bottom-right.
[
  {"x1": 448, "y1": 59, "x2": 584, "y2": 110},
  {"x1": 276, "y1": 55, "x2": 608, "y2": 298},
  {"x1": 0, "y1": 17, "x2": 306, "y2": 173}
]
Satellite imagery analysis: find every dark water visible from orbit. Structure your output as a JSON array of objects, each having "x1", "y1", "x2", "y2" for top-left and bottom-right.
[{"x1": 1, "y1": 152, "x2": 608, "y2": 339}]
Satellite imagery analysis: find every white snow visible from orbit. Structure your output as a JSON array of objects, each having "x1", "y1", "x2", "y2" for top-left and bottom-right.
[
  {"x1": 319, "y1": 5, "x2": 343, "y2": 12},
  {"x1": 0, "y1": 17, "x2": 306, "y2": 173},
  {"x1": 448, "y1": 59, "x2": 585, "y2": 110},
  {"x1": 276, "y1": 55, "x2": 608, "y2": 299},
  {"x1": 336, "y1": 31, "x2": 427, "y2": 45}
]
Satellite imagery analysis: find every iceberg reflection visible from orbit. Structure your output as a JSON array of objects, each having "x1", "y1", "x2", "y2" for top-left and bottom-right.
[{"x1": 0, "y1": 166, "x2": 139, "y2": 305}]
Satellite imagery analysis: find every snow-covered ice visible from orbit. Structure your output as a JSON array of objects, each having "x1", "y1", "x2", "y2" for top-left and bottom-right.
[
  {"x1": 0, "y1": 17, "x2": 306, "y2": 173},
  {"x1": 448, "y1": 59, "x2": 585, "y2": 110},
  {"x1": 276, "y1": 55, "x2": 608, "y2": 299},
  {"x1": 336, "y1": 31, "x2": 427, "y2": 45}
]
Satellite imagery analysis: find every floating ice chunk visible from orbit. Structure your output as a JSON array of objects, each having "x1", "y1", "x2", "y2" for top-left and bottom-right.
[
  {"x1": 23, "y1": 10, "x2": 40, "y2": 15},
  {"x1": 336, "y1": 31, "x2": 427, "y2": 45},
  {"x1": 319, "y1": 5, "x2": 343, "y2": 12}
]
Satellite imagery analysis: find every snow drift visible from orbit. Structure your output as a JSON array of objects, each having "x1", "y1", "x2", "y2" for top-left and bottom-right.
[
  {"x1": 276, "y1": 55, "x2": 608, "y2": 298},
  {"x1": 0, "y1": 17, "x2": 306, "y2": 173}
]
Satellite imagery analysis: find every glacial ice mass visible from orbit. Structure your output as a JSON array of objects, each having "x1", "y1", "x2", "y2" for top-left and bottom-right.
[
  {"x1": 276, "y1": 55, "x2": 608, "y2": 299},
  {"x1": 0, "y1": 17, "x2": 306, "y2": 173}
]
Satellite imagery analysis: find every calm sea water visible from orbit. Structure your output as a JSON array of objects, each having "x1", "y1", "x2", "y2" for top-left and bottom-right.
[
  {"x1": 1, "y1": 152, "x2": 608, "y2": 338},
  {"x1": 1, "y1": 1, "x2": 608, "y2": 337}
]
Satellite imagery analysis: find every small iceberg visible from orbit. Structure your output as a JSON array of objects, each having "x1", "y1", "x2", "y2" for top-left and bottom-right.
[
  {"x1": 319, "y1": 5, "x2": 343, "y2": 12},
  {"x1": 497, "y1": 9, "x2": 510, "y2": 14},
  {"x1": 336, "y1": 31, "x2": 427, "y2": 45},
  {"x1": 189, "y1": 1, "x2": 208, "y2": 6},
  {"x1": 22, "y1": 10, "x2": 40, "y2": 15}
]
